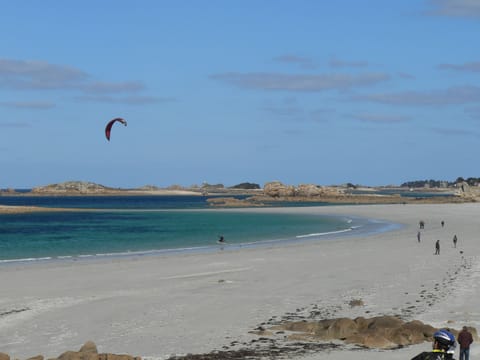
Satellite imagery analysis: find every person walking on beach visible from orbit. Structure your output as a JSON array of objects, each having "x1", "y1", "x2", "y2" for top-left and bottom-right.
[
  {"x1": 441, "y1": 220, "x2": 445, "y2": 228},
  {"x1": 453, "y1": 235, "x2": 458, "y2": 248},
  {"x1": 435, "y1": 240, "x2": 440, "y2": 255},
  {"x1": 457, "y1": 326, "x2": 473, "y2": 360},
  {"x1": 420, "y1": 220, "x2": 425, "y2": 229},
  {"x1": 411, "y1": 329, "x2": 456, "y2": 359},
  {"x1": 418, "y1": 231, "x2": 421, "y2": 243}
]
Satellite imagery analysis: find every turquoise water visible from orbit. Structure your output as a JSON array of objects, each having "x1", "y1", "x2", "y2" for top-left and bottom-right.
[{"x1": 0, "y1": 195, "x2": 392, "y2": 263}]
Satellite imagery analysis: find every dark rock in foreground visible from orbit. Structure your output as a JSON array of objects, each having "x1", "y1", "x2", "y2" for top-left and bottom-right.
[
  {"x1": 0, "y1": 321, "x2": 477, "y2": 360},
  {"x1": 270, "y1": 316, "x2": 478, "y2": 349},
  {"x1": 0, "y1": 341, "x2": 141, "y2": 360}
]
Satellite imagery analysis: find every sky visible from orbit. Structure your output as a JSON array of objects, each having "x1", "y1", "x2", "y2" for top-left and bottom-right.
[{"x1": 1, "y1": 0, "x2": 480, "y2": 188}]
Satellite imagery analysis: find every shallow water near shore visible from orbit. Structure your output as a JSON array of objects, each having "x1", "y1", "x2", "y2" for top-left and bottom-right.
[{"x1": 0, "y1": 195, "x2": 397, "y2": 263}]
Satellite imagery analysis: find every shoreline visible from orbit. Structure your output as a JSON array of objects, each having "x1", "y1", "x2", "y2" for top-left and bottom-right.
[
  {"x1": 0, "y1": 210, "x2": 398, "y2": 266},
  {"x1": 0, "y1": 203, "x2": 479, "y2": 359}
]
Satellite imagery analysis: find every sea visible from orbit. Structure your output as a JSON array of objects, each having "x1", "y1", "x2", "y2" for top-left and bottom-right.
[{"x1": 0, "y1": 195, "x2": 398, "y2": 264}]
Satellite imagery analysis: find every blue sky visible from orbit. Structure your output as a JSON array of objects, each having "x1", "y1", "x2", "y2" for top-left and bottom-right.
[{"x1": 1, "y1": 0, "x2": 480, "y2": 188}]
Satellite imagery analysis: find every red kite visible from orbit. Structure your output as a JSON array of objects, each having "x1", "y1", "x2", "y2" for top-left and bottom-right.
[{"x1": 105, "y1": 118, "x2": 127, "y2": 141}]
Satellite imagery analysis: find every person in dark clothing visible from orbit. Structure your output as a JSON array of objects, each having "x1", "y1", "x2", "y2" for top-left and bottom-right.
[
  {"x1": 457, "y1": 326, "x2": 473, "y2": 360},
  {"x1": 453, "y1": 235, "x2": 458, "y2": 248},
  {"x1": 411, "y1": 329, "x2": 456, "y2": 359},
  {"x1": 435, "y1": 240, "x2": 440, "y2": 255}
]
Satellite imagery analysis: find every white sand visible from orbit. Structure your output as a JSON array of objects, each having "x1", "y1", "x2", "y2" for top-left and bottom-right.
[{"x1": 1, "y1": 203, "x2": 479, "y2": 359}]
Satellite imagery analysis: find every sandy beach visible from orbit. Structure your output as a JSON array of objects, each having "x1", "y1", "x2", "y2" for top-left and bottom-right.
[{"x1": 1, "y1": 203, "x2": 479, "y2": 359}]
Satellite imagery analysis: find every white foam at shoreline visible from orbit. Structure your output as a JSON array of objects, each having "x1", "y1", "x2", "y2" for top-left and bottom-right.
[
  {"x1": 295, "y1": 227, "x2": 354, "y2": 238},
  {"x1": 0, "y1": 214, "x2": 388, "y2": 266}
]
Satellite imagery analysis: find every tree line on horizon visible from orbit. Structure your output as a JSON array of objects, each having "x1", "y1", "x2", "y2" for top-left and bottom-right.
[{"x1": 401, "y1": 177, "x2": 480, "y2": 188}]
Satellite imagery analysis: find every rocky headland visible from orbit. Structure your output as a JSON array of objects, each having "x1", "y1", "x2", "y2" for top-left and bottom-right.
[
  {"x1": 207, "y1": 181, "x2": 476, "y2": 207},
  {"x1": 26, "y1": 181, "x2": 200, "y2": 196}
]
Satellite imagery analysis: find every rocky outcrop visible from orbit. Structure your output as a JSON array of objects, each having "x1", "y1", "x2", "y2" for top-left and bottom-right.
[
  {"x1": 263, "y1": 181, "x2": 297, "y2": 197},
  {"x1": 271, "y1": 316, "x2": 478, "y2": 349},
  {"x1": 0, "y1": 188, "x2": 17, "y2": 194},
  {"x1": 257, "y1": 181, "x2": 470, "y2": 204},
  {"x1": 31, "y1": 181, "x2": 114, "y2": 194},
  {"x1": 3, "y1": 342, "x2": 141, "y2": 360},
  {"x1": 207, "y1": 197, "x2": 264, "y2": 207},
  {"x1": 296, "y1": 183, "x2": 344, "y2": 197},
  {"x1": 263, "y1": 181, "x2": 344, "y2": 198},
  {"x1": 455, "y1": 181, "x2": 480, "y2": 201}
]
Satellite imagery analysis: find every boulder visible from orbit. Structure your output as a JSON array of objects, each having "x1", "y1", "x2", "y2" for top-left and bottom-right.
[
  {"x1": 270, "y1": 316, "x2": 473, "y2": 349},
  {"x1": 324, "y1": 317, "x2": 358, "y2": 339},
  {"x1": 296, "y1": 184, "x2": 323, "y2": 197},
  {"x1": 56, "y1": 351, "x2": 90, "y2": 360},
  {"x1": 79, "y1": 342, "x2": 98, "y2": 354},
  {"x1": 364, "y1": 315, "x2": 404, "y2": 330},
  {"x1": 263, "y1": 181, "x2": 296, "y2": 197},
  {"x1": 57, "y1": 342, "x2": 99, "y2": 360},
  {"x1": 26, "y1": 356, "x2": 44, "y2": 360},
  {"x1": 0, "y1": 342, "x2": 141, "y2": 360},
  {"x1": 346, "y1": 333, "x2": 396, "y2": 349},
  {"x1": 278, "y1": 321, "x2": 319, "y2": 334}
]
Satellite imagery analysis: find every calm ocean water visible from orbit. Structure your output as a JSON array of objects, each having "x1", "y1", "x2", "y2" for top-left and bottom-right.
[{"x1": 0, "y1": 195, "x2": 392, "y2": 263}]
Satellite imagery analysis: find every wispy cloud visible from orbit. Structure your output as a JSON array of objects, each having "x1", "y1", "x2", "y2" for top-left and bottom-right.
[
  {"x1": 351, "y1": 85, "x2": 480, "y2": 106},
  {"x1": 398, "y1": 72, "x2": 416, "y2": 79},
  {"x1": 82, "y1": 81, "x2": 146, "y2": 94},
  {"x1": 0, "y1": 122, "x2": 31, "y2": 128},
  {"x1": 0, "y1": 101, "x2": 55, "y2": 109},
  {"x1": 426, "y1": 0, "x2": 480, "y2": 18},
  {"x1": 438, "y1": 61, "x2": 480, "y2": 72},
  {"x1": 261, "y1": 105, "x2": 303, "y2": 117},
  {"x1": 430, "y1": 127, "x2": 479, "y2": 137},
  {"x1": 273, "y1": 55, "x2": 317, "y2": 69},
  {"x1": 348, "y1": 113, "x2": 411, "y2": 123},
  {"x1": 0, "y1": 57, "x2": 165, "y2": 106},
  {"x1": 329, "y1": 57, "x2": 369, "y2": 68},
  {"x1": 76, "y1": 95, "x2": 176, "y2": 105},
  {"x1": 0, "y1": 58, "x2": 88, "y2": 90},
  {"x1": 211, "y1": 72, "x2": 389, "y2": 92},
  {"x1": 0, "y1": 58, "x2": 148, "y2": 95}
]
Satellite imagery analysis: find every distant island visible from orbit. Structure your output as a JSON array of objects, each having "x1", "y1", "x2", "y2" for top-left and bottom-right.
[{"x1": 1, "y1": 179, "x2": 479, "y2": 207}]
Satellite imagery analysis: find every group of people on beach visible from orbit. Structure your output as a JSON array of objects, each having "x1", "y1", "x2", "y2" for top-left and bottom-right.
[
  {"x1": 413, "y1": 219, "x2": 473, "y2": 359},
  {"x1": 412, "y1": 326, "x2": 474, "y2": 360},
  {"x1": 416, "y1": 220, "x2": 459, "y2": 256}
]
